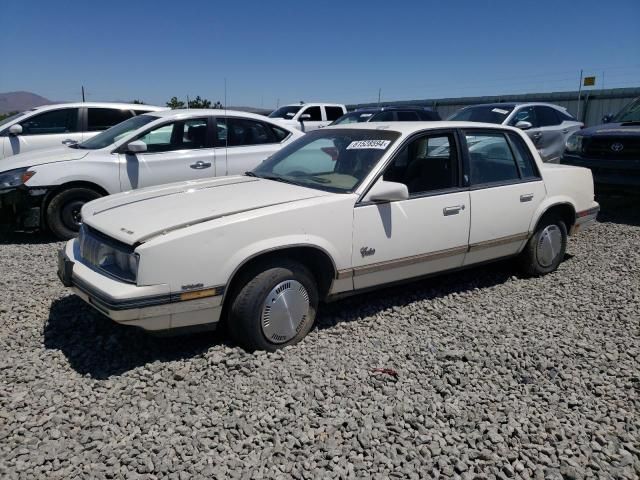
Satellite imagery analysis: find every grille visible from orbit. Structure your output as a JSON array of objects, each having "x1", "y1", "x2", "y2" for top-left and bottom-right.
[{"x1": 583, "y1": 136, "x2": 640, "y2": 160}]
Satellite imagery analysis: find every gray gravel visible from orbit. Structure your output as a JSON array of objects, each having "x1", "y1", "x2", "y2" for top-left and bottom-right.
[{"x1": 1, "y1": 198, "x2": 639, "y2": 479}]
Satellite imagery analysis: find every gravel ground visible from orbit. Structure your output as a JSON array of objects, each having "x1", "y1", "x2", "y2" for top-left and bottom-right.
[{"x1": 1, "y1": 197, "x2": 639, "y2": 479}]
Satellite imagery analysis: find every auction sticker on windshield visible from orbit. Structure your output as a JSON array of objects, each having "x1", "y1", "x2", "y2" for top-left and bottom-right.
[
  {"x1": 491, "y1": 108, "x2": 510, "y2": 115},
  {"x1": 347, "y1": 140, "x2": 391, "y2": 150}
]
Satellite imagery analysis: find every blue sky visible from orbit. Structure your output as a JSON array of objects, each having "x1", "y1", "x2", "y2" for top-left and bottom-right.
[{"x1": 2, "y1": 0, "x2": 639, "y2": 108}]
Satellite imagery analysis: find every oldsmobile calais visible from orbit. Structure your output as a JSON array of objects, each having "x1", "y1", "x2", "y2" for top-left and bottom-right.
[{"x1": 58, "y1": 122, "x2": 599, "y2": 350}]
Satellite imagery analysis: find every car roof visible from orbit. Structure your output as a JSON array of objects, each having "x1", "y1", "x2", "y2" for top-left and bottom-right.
[
  {"x1": 145, "y1": 108, "x2": 284, "y2": 122},
  {"x1": 323, "y1": 120, "x2": 521, "y2": 135},
  {"x1": 28, "y1": 102, "x2": 166, "y2": 112},
  {"x1": 281, "y1": 103, "x2": 344, "y2": 107},
  {"x1": 351, "y1": 106, "x2": 435, "y2": 113},
  {"x1": 463, "y1": 102, "x2": 567, "y2": 110}
]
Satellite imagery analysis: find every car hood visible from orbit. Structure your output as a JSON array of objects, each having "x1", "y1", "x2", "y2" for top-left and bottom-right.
[
  {"x1": 578, "y1": 122, "x2": 640, "y2": 137},
  {"x1": 81, "y1": 175, "x2": 332, "y2": 244},
  {"x1": 0, "y1": 146, "x2": 90, "y2": 172}
]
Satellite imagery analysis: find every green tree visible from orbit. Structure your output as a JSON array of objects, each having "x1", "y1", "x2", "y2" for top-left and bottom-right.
[
  {"x1": 213, "y1": 101, "x2": 224, "y2": 109},
  {"x1": 131, "y1": 99, "x2": 145, "y2": 104},
  {"x1": 0, "y1": 111, "x2": 19, "y2": 121},
  {"x1": 188, "y1": 96, "x2": 212, "y2": 109},
  {"x1": 166, "y1": 96, "x2": 185, "y2": 109}
]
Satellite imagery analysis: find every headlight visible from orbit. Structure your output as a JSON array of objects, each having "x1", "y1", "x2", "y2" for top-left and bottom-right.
[
  {"x1": 78, "y1": 225, "x2": 139, "y2": 283},
  {"x1": 0, "y1": 168, "x2": 35, "y2": 189},
  {"x1": 565, "y1": 134, "x2": 584, "y2": 153}
]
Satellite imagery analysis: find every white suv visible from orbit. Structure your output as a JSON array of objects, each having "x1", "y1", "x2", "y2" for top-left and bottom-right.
[
  {"x1": 0, "y1": 102, "x2": 165, "y2": 160},
  {"x1": 268, "y1": 103, "x2": 346, "y2": 131}
]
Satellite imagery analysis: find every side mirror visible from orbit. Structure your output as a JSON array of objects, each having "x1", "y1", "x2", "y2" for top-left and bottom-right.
[
  {"x1": 9, "y1": 124, "x2": 23, "y2": 136},
  {"x1": 363, "y1": 179, "x2": 409, "y2": 203},
  {"x1": 602, "y1": 114, "x2": 613, "y2": 124},
  {"x1": 299, "y1": 113, "x2": 311, "y2": 122},
  {"x1": 515, "y1": 121, "x2": 532, "y2": 130},
  {"x1": 125, "y1": 140, "x2": 147, "y2": 154}
]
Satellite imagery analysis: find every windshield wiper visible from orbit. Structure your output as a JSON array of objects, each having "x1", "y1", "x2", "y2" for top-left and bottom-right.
[
  {"x1": 244, "y1": 171, "x2": 258, "y2": 177},
  {"x1": 258, "y1": 173, "x2": 302, "y2": 186}
]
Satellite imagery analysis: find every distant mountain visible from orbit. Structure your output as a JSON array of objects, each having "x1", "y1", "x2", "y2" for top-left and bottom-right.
[{"x1": 0, "y1": 91, "x2": 54, "y2": 114}]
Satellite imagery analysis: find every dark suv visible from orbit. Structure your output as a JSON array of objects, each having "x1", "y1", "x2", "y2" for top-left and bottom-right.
[
  {"x1": 331, "y1": 106, "x2": 440, "y2": 125},
  {"x1": 561, "y1": 97, "x2": 640, "y2": 192}
]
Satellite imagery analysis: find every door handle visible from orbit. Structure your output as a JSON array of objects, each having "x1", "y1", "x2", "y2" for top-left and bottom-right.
[
  {"x1": 532, "y1": 132, "x2": 542, "y2": 139},
  {"x1": 562, "y1": 129, "x2": 569, "y2": 134},
  {"x1": 443, "y1": 205, "x2": 465, "y2": 216},
  {"x1": 520, "y1": 193, "x2": 534, "y2": 202},
  {"x1": 190, "y1": 161, "x2": 212, "y2": 169},
  {"x1": 62, "y1": 139, "x2": 78, "y2": 146}
]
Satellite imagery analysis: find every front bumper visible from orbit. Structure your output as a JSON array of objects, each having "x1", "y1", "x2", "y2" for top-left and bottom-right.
[
  {"x1": 57, "y1": 240, "x2": 224, "y2": 331},
  {"x1": 0, "y1": 186, "x2": 49, "y2": 228},
  {"x1": 561, "y1": 154, "x2": 640, "y2": 190}
]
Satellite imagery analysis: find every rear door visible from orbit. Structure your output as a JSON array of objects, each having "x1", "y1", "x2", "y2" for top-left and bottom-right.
[
  {"x1": 463, "y1": 129, "x2": 545, "y2": 265},
  {"x1": 119, "y1": 117, "x2": 215, "y2": 190},
  {"x1": 324, "y1": 106, "x2": 345, "y2": 125},
  {"x1": 4, "y1": 107, "x2": 81, "y2": 156},
  {"x1": 214, "y1": 117, "x2": 292, "y2": 175},
  {"x1": 533, "y1": 106, "x2": 568, "y2": 163}
]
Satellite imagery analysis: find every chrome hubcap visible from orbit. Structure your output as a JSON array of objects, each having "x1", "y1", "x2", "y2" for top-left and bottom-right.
[
  {"x1": 536, "y1": 225, "x2": 562, "y2": 267},
  {"x1": 261, "y1": 280, "x2": 310, "y2": 344}
]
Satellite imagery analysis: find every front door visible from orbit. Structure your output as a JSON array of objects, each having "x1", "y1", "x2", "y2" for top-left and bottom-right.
[
  {"x1": 297, "y1": 106, "x2": 325, "y2": 132},
  {"x1": 119, "y1": 117, "x2": 215, "y2": 190},
  {"x1": 463, "y1": 129, "x2": 545, "y2": 265},
  {"x1": 4, "y1": 107, "x2": 82, "y2": 158},
  {"x1": 352, "y1": 131, "x2": 470, "y2": 289}
]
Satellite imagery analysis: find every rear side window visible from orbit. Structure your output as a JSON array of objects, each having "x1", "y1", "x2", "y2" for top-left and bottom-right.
[
  {"x1": 301, "y1": 106, "x2": 322, "y2": 121},
  {"x1": 20, "y1": 108, "x2": 79, "y2": 135},
  {"x1": 536, "y1": 106, "x2": 562, "y2": 127},
  {"x1": 270, "y1": 125, "x2": 290, "y2": 142},
  {"x1": 397, "y1": 111, "x2": 420, "y2": 121},
  {"x1": 556, "y1": 109, "x2": 575, "y2": 121},
  {"x1": 217, "y1": 118, "x2": 276, "y2": 146},
  {"x1": 465, "y1": 132, "x2": 520, "y2": 185},
  {"x1": 324, "y1": 106, "x2": 344, "y2": 122},
  {"x1": 88, "y1": 108, "x2": 134, "y2": 131},
  {"x1": 507, "y1": 132, "x2": 539, "y2": 179},
  {"x1": 420, "y1": 110, "x2": 441, "y2": 121}
]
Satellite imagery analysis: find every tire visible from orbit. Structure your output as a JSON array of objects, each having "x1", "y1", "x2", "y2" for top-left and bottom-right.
[
  {"x1": 227, "y1": 259, "x2": 318, "y2": 351},
  {"x1": 45, "y1": 187, "x2": 102, "y2": 240},
  {"x1": 518, "y1": 215, "x2": 567, "y2": 276}
]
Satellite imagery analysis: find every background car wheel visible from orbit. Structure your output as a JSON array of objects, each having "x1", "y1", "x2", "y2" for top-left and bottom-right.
[
  {"x1": 519, "y1": 214, "x2": 567, "y2": 276},
  {"x1": 46, "y1": 187, "x2": 102, "y2": 240},
  {"x1": 228, "y1": 259, "x2": 318, "y2": 351}
]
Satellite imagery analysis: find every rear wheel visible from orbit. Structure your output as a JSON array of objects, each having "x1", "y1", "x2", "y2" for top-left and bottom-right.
[
  {"x1": 227, "y1": 259, "x2": 318, "y2": 351},
  {"x1": 519, "y1": 215, "x2": 567, "y2": 276},
  {"x1": 46, "y1": 187, "x2": 102, "y2": 240}
]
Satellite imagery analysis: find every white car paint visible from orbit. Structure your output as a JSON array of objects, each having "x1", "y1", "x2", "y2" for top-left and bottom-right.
[
  {"x1": 59, "y1": 121, "x2": 598, "y2": 335},
  {"x1": 4, "y1": 109, "x2": 302, "y2": 233},
  {"x1": 0, "y1": 102, "x2": 165, "y2": 160},
  {"x1": 268, "y1": 103, "x2": 346, "y2": 132}
]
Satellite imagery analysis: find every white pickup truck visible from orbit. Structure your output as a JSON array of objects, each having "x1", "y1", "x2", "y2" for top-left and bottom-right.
[
  {"x1": 58, "y1": 122, "x2": 599, "y2": 351},
  {"x1": 268, "y1": 103, "x2": 347, "y2": 131}
]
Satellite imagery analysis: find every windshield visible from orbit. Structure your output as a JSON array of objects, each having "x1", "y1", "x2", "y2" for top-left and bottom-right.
[
  {"x1": 78, "y1": 114, "x2": 157, "y2": 150},
  {"x1": 613, "y1": 97, "x2": 640, "y2": 122},
  {"x1": 269, "y1": 106, "x2": 302, "y2": 119},
  {"x1": 332, "y1": 112, "x2": 375, "y2": 125},
  {"x1": 0, "y1": 111, "x2": 25, "y2": 129},
  {"x1": 449, "y1": 105, "x2": 514, "y2": 124},
  {"x1": 251, "y1": 129, "x2": 400, "y2": 193}
]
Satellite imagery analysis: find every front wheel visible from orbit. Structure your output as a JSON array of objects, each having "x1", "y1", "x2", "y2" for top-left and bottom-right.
[
  {"x1": 46, "y1": 187, "x2": 102, "y2": 240},
  {"x1": 518, "y1": 215, "x2": 567, "y2": 276},
  {"x1": 227, "y1": 259, "x2": 318, "y2": 351}
]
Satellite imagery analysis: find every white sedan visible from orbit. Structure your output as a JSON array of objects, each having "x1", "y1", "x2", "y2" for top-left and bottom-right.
[
  {"x1": 58, "y1": 122, "x2": 599, "y2": 351},
  {"x1": 0, "y1": 109, "x2": 302, "y2": 238}
]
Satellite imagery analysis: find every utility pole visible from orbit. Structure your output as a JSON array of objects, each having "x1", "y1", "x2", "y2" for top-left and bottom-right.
[
  {"x1": 81, "y1": 86, "x2": 85, "y2": 102},
  {"x1": 377, "y1": 88, "x2": 381, "y2": 106},
  {"x1": 186, "y1": 95, "x2": 190, "y2": 109},
  {"x1": 576, "y1": 69, "x2": 583, "y2": 121}
]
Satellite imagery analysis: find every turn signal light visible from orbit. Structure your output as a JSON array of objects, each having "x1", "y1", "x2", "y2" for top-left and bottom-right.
[{"x1": 179, "y1": 288, "x2": 219, "y2": 301}]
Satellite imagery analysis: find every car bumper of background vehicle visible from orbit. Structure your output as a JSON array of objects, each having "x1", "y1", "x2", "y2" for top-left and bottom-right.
[
  {"x1": 57, "y1": 240, "x2": 224, "y2": 331},
  {"x1": 570, "y1": 204, "x2": 600, "y2": 235},
  {"x1": 561, "y1": 154, "x2": 640, "y2": 189},
  {"x1": 0, "y1": 186, "x2": 48, "y2": 228}
]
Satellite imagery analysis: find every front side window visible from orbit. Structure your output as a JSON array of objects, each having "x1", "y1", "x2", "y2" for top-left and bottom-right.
[
  {"x1": 397, "y1": 111, "x2": 420, "y2": 121},
  {"x1": 383, "y1": 134, "x2": 458, "y2": 195},
  {"x1": 79, "y1": 114, "x2": 157, "y2": 150},
  {"x1": 325, "y1": 106, "x2": 344, "y2": 122},
  {"x1": 332, "y1": 112, "x2": 374, "y2": 125},
  {"x1": 20, "y1": 108, "x2": 79, "y2": 135},
  {"x1": 136, "y1": 118, "x2": 209, "y2": 153},
  {"x1": 509, "y1": 106, "x2": 538, "y2": 127},
  {"x1": 449, "y1": 105, "x2": 514, "y2": 124},
  {"x1": 466, "y1": 132, "x2": 520, "y2": 185},
  {"x1": 88, "y1": 108, "x2": 134, "y2": 131},
  {"x1": 252, "y1": 129, "x2": 401, "y2": 193},
  {"x1": 371, "y1": 111, "x2": 395, "y2": 122},
  {"x1": 535, "y1": 106, "x2": 561, "y2": 127},
  {"x1": 301, "y1": 106, "x2": 322, "y2": 121},
  {"x1": 217, "y1": 118, "x2": 276, "y2": 146},
  {"x1": 613, "y1": 97, "x2": 640, "y2": 122}
]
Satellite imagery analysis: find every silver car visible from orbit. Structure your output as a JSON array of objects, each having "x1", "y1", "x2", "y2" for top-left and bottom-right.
[{"x1": 449, "y1": 102, "x2": 583, "y2": 163}]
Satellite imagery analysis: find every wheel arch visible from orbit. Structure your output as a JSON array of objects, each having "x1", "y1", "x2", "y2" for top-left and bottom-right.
[
  {"x1": 41, "y1": 181, "x2": 110, "y2": 229},
  {"x1": 530, "y1": 198, "x2": 576, "y2": 234}
]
